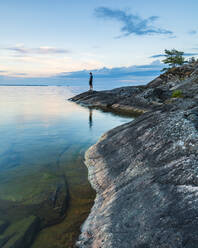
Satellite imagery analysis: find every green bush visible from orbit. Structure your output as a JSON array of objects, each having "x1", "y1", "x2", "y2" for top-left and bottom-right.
[{"x1": 171, "y1": 90, "x2": 183, "y2": 98}]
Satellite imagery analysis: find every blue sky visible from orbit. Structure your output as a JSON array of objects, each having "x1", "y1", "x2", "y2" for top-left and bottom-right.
[{"x1": 0, "y1": 0, "x2": 198, "y2": 82}]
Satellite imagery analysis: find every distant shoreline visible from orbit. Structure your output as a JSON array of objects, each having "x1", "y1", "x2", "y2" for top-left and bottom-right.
[{"x1": 0, "y1": 84, "x2": 49, "y2": 86}]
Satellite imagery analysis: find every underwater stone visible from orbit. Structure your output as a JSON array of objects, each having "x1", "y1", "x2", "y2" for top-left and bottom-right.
[{"x1": 0, "y1": 215, "x2": 40, "y2": 248}]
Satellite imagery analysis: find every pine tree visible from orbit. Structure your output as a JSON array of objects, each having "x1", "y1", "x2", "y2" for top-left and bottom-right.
[{"x1": 162, "y1": 49, "x2": 185, "y2": 71}]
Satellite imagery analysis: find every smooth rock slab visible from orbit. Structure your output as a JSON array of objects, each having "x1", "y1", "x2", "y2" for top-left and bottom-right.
[
  {"x1": 77, "y1": 98, "x2": 198, "y2": 248},
  {"x1": 69, "y1": 87, "x2": 153, "y2": 115},
  {"x1": 74, "y1": 62, "x2": 198, "y2": 247}
]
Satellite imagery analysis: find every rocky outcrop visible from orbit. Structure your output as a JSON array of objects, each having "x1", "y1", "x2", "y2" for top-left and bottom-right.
[
  {"x1": 74, "y1": 62, "x2": 198, "y2": 247},
  {"x1": 69, "y1": 83, "x2": 171, "y2": 116},
  {"x1": 69, "y1": 62, "x2": 198, "y2": 116},
  {"x1": 69, "y1": 87, "x2": 153, "y2": 115}
]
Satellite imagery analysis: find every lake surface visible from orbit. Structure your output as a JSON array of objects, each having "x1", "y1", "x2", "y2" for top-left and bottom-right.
[{"x1": 0, "y1": 86, "x2": 133, "y2": 247}]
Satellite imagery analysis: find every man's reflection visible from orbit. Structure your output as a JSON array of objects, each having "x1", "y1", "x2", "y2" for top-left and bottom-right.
[{"x1": 89, "y1": 108, "x2": 93, "y2": 129}]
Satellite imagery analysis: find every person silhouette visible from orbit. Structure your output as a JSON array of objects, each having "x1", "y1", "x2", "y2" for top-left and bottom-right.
[{"x1": 89, "y1": 72, "x2": 93, "y2": 91}]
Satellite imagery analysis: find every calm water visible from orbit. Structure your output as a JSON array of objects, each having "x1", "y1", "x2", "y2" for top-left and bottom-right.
[{"x1": 0, "y1": 86, "x2": 133, "y2": 247}]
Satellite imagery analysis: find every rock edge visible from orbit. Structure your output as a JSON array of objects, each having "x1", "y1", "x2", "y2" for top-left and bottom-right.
[{"x1": 73, "y1": 63, "x2": 198, "y2": 248}]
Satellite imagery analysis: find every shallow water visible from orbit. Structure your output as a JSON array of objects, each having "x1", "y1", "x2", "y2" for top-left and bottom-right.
[{"x1": 0, "y1": 86, "x2": 133, "y2": 247}]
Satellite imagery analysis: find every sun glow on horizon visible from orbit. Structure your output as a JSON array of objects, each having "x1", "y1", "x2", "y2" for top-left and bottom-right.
[
  {"x1": 0, "y1": 1, "x2": 197, "y2": 79},
  {"x1": 0, "y1": 44, "x2": 106, "y2": 77}
]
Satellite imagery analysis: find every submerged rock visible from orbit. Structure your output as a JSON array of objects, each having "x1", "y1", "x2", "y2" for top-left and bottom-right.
[
  {"x1": 74, "y1": 62, "x2": 198, "y2": 247},
  {"x1": 0, "y1": 173, "x2": 69, "y2": 227},
  {"x1": 0, "y1": 216, "x2": 39, "y2": 248},
  {"x1": 35, "y1": 180, "x2": 69, "y2": 228},
  {"x1": 0, "y1": 174, "x2": 69, "y2": 247},
  {"x1": 0, "y1": 221, "x2": 9, "y2": 234}
]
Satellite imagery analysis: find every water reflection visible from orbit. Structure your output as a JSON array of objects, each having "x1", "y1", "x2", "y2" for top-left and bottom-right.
[
  {"x1": 0, "y1": 86, "x2": 133, "y2": 247},
  {"x1": 89, "y1": 108, "x2": 93, "y2": 130}
]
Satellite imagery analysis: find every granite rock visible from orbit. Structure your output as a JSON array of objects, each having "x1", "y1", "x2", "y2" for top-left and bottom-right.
[{"x1": 73, "y1": 62, "x2": 198, "y2": 248}]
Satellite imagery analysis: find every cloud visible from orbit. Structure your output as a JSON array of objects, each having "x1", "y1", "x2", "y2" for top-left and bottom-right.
[
  {"x1": 188, "y1": 30, "x2": 197, "y2": 35},
  {"x1": 13, "y1": 73, "x2": 28, "y2": 76},
  {"x1": 94, "y1": 7, "x2": 173, "y2": 37},
  {"x1": 5, "y1": 45, "x2": 70, "y2": 55},
  {"x1": 59, "y1": 60, "x2": 164, "y2": 79},
  {"x1": 183, "y1": 53, "x2": 198, "y2": 56},
  {"x1": 0, "y1": 60, "x2": 164, "y2": 86},
  {"x1": 0, "y1": 52, "x2": 104, "y2": 77},
  {"x1": 150, "y1": 52, "x2": 198, "y2": 58},
  {"x1": 150, "y1": 54, "x2": 164, "y2": 58}
]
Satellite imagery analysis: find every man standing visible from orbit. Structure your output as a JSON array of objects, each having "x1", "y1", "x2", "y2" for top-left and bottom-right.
[{"x1": 89, "y1": 72, "x2": 93, "y2": 91}]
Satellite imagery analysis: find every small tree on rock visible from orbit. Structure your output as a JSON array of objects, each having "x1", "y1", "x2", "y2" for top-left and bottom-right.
[{"x1": 162, "y1": 49, "x2": 185, "y2": 71}]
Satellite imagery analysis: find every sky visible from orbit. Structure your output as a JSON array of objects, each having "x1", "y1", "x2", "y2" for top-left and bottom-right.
[{"x1": 0, "y1": 0, "x2": 198, "y2": 83}]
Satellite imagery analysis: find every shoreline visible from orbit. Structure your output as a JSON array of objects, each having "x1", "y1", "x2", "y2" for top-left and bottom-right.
[{"x1": 71, "y1": 63, "x2": 198, "y2": 247}]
